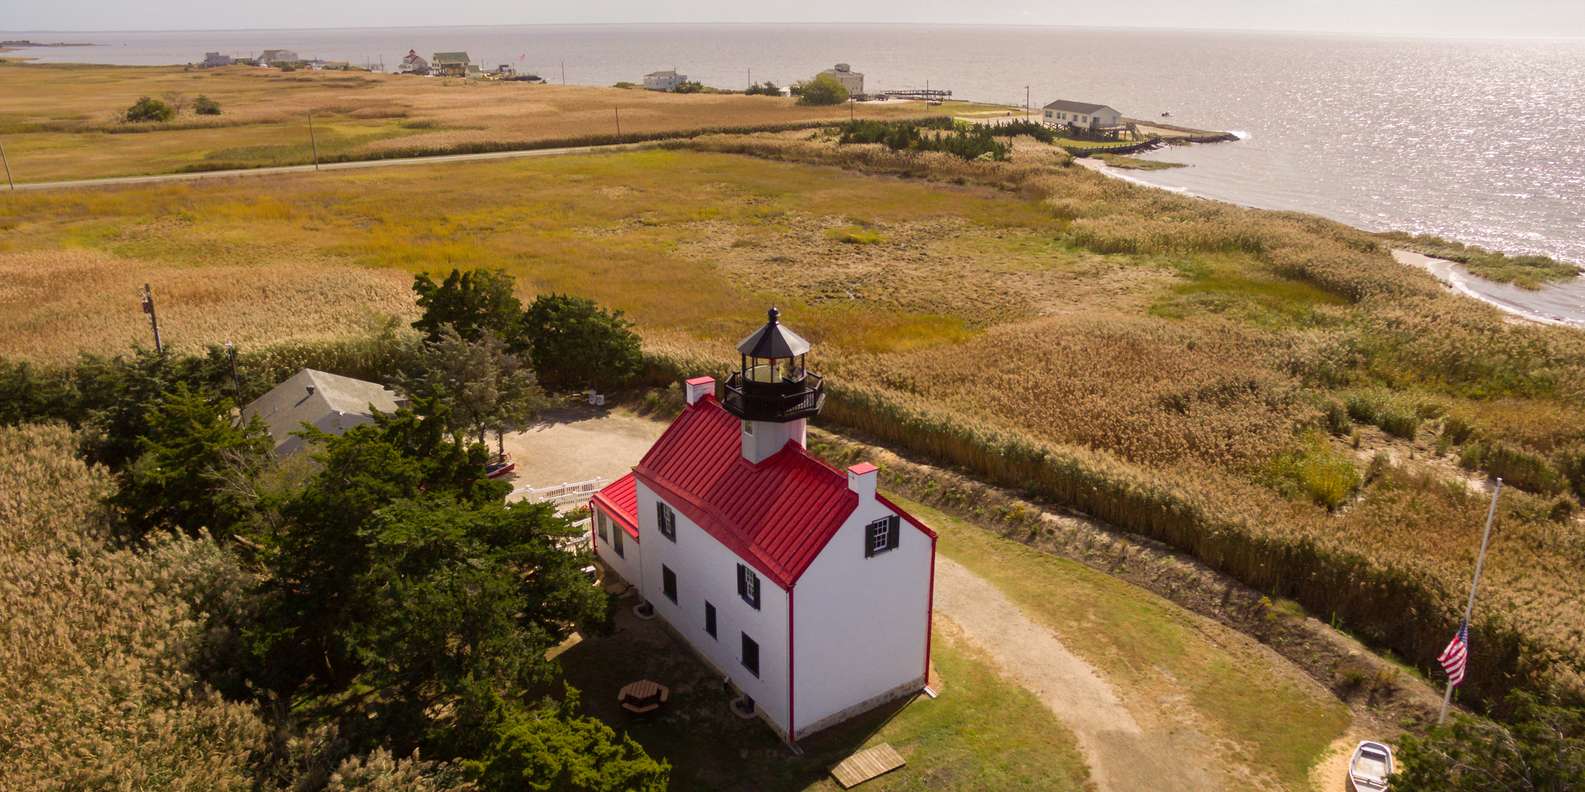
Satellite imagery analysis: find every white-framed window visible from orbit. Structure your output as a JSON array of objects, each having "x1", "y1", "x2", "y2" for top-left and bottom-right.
[
  {"x1": 657, "y1": 502, "x2": 677, "y2": 542},
  {"x1": 864, "y1": 515, "x2": 900, "y2": 557},
  {"x1": 741, "y1": 632, "x2": 760, "y2": 677},
  {"x1": 596, "y1": 512, "x2": 609, "y2": 542},
  {"x1": 742, "y1": 419, "x2": 754, "y2": 436},
  {"x1": 737, "y1": 563, "x2": 761, "y2": 609},
  {"x1": 614, "y1": 526, "x2": 624, "y2": 557},
  {"x1": 663, "y1": 565, "x2": 678, "y2": 603}
]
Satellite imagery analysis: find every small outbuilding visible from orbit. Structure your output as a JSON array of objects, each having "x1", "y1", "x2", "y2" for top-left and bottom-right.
[
  {"x1": 643, "y1": 69, "x2": 687, "y2": 91},
  {"x1": 818, "y1": 63, "x2": 864, "y2": 97},
  {"x1": 241, "y1": 368, "x2": 403, "y2": 457}
]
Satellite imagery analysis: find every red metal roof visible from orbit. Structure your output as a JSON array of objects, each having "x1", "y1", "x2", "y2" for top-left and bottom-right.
[
  {"x1": 632, "y1": 396, "x2": 864, "y2": 588},
  {"x1": 592, "y1": 473, "x2": 640, "y2": 539}
]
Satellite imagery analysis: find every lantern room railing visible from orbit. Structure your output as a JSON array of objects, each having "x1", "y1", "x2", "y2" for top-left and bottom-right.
[{"x1": 721, "y1": 370, "x2": 824, "y2": 422}]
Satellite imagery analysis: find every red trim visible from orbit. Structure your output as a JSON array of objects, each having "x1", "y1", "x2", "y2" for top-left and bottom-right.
[
  {"x1": 924, "y1": 533, "x2": 937, "y2": 684},
  {"x1": 588, "y1": 498, "x2": 597, "y2": 547},
  {"x1": 592, "y1": 474, "x2": 640, "y2": 539},
  {"x1": 788, "y1": 584, "x2": 797, "y2": 743}
]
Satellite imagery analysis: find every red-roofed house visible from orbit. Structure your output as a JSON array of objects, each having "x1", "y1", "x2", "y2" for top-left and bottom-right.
[{"x1": 589, "y1": 309, "x2": 936, "y2": 743}]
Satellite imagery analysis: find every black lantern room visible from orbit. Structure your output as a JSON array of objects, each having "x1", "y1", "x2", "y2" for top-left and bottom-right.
[{"x1": 721, "y1": 307, "x2": 825, "y2": 423}]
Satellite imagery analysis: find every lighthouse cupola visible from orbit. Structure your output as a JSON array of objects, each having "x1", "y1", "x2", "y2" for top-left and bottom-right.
[{"x1": 722, "y1": 308, "x2": 825, "y2": 462}]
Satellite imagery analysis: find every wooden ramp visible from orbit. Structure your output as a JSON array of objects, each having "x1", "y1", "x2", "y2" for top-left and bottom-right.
[{"x1": 830, "y1": 742, "x2": 905, "y2": 789}]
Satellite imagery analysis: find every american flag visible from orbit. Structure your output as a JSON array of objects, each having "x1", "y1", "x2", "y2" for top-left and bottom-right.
[{"x1": 1438, "y1": 623, "x2": 1470, "y2": 686}]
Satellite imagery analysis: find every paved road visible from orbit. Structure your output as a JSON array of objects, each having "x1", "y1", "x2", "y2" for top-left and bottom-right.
[{"x1": 3, "y1": 141, "x2": 653, "y2": 193}]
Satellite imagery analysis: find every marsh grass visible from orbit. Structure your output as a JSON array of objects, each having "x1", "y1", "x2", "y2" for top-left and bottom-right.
[
  {"x1": 5, "y1": 140, "x2": 1585, "y2": 710},
  {"x1": 1381, "y1": 231, "x2": 1582, "y2": 289}
]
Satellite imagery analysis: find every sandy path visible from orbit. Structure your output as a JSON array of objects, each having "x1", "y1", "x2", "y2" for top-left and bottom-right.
[{"x1": 932, "y1": 556, "x2": 1225, "y2": 791}]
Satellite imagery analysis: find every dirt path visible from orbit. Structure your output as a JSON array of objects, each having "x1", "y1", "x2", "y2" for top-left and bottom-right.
[{"x1": 932, "y1": 556, "x2": 1227, "y2": 791}]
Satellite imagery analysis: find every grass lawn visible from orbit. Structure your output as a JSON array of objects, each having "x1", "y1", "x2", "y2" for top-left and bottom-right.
[
  {"x1": 557, "y1": 592, "x2": 1092, "y2": 791},
  {"x1": 893, "y1": 495, "x2": 1352, "y2": 791}
]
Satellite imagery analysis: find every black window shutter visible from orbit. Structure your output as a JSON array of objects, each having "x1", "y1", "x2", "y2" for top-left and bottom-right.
[
  {"x1": 864, "y1": 521, "x2": 876, "y2": 557},
  {"x1": 736, "y1": 564, "x2": 746, "y2": 598},
  {"x1": 886, "y1": 515, "x2": 901, "y2": 551}
]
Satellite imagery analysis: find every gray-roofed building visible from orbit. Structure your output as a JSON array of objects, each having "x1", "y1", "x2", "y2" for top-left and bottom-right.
[
  {"x1": 242, "y1": 368, "x2": 403, "y2": 457},
  {"x1": 1042, "y1": 99, "x2": 1123, "y2": 131},
  {"x1": 258, "y1": 49, "x2": 300, "y2": 66},
  {"x1": 432, "y1": 51, "x2": 472, "y2": 76}
]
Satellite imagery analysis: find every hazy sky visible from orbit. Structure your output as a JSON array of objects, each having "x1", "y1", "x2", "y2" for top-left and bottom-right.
[{"x1": 8, "y1": 0, "x2": 1585, "y2": 38}]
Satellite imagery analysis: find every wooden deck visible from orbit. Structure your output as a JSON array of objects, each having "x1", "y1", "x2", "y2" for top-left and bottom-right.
[{"x1": 830, "y1": 742, "x2": 906, "y2": 789}]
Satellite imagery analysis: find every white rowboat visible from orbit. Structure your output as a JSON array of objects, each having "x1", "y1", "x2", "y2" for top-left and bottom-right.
[{"x1": 1347, "y1": 741, "x2": 1393, "y2": 791}]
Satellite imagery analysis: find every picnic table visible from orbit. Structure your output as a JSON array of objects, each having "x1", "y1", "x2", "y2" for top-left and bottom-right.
[{"x1": 618, "y1": 679, "x2": 670, "y2": 714}]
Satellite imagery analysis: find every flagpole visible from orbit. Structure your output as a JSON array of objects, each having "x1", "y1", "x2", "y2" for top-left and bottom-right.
[{"x1": 1439, "y1": 477, "x2": 1502, "y2": 725}]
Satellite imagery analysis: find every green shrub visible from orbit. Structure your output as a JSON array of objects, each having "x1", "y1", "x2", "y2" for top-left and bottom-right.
[
  {"x1": 796, "y1": 73, "x2": 849, "y2": 106},
  {"x1": 193, "y1": 95, "x2": 221, "y2": 115},
  {"x1": 1267, "y1": 432, "x2": 1363, "y2": 511},
  {"x1": 1442, "y1": 415, "x2": 1476, "y2": 444},
  {"x1": 1557, "y1": 446, "x2": 1585, "y2": 501},
  {"x1": 1378, "y1": 406, "x2": 1421, "y2": 440},
  {"x1": 124, "y1": 96, "x2": 174, "y2": 123},
  {"x1": 744, "y1": 81, "x2": 780, "y2": 96},
  {"x1": 1460, "y1": 440, "x2": 1567, "y2": 495},
  {"x1": 1322, "y1": 400, "x2": 1351, "y2": 436}
]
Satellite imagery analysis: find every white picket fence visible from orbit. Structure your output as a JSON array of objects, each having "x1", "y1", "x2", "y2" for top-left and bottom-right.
[{"x1": 514, "y1": 476, "x2": 609, "y2": 507}]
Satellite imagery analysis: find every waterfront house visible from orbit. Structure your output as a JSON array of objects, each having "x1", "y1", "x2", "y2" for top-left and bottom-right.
[
  {"x1": 398, "y1": 49, "x2": 430, "y2": 75},
  {"x1": 643, "y1": 69, "x2": 687, "y2": 91},
  {"x1": 1042, "y1": 99, "x2": 1123, "y2": 131},
  {"x1": 201, "y1": 52, "x2": 233, "y2": 68},
  {"x1": 258, "y1": 49, "x2": 299, "y2": 67},
  {"x1": 589, "y1": 309, "x2": 937, "y2": 743},
  {"x1": 432, "y1": 51, "x2": 472, "y2": 77},
  {"x1": 818, "y1": 63, "x2": 864, "y2": 96},
  {"x1": 242, "y1": 368, "x2": 403, "y2": 457}
]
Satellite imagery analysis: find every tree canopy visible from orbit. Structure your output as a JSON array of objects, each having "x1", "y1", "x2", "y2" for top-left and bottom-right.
[
  {"x1": 796, "y1": 73, "x2": 849, "y2": 106},
  {"x1": 412, "y1": 269, "x2": 525, "y2": 348},
  {"x1": 521, "y1": 294, "x2": 643, "y2": 392},
  {"x1": 1395, "y1": 692, "x2": 1585, "y2": 791}
]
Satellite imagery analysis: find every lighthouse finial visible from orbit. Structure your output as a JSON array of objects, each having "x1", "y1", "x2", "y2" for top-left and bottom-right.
[{"x1": 768, "y1": 306, "x2": 780, "y2": 324}]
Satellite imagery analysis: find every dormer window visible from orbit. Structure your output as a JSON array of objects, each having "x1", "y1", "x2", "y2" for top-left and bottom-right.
[
  {"x1": 742, "y1": 420, "x2": 754, "y2": 436},
  {"x1": 737, "y1": 563, "x2": 761, "y2": 609},
  {"x1": 657, "y1": 502, "x2": 676, "y2": 542}
]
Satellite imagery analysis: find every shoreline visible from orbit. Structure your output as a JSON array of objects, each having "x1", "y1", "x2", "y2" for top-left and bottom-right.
[{"x1": 1076, "y1": 157, "x2": 1585, "y2": 330}]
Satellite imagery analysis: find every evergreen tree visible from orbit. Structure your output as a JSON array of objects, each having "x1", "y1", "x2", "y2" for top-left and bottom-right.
[
  {"x1": 400, "y1": 325, "x2": 546, "y2": 453},
  {"x1": 1395, "y1": 692, "x2": 1585, "y2": 791},
  {"x1": 412, "y1": 269, "x2": 525, "y2": 348},
  {"x1": 521, "y1": 294, "x2": 642, "y2": 392}
]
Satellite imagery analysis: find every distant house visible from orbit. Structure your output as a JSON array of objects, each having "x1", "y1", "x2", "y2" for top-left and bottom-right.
[
  {"x1": 241, "y1": 368, "x2": 403, "y2": 457},
  {"x1": 258, "y1": 49, "x2": 300, "y2": 67},
  {"x1": 201, "y1": 52, "x2": 233, "y2": 68},
  {"x1": 398, "y1": 49, "x2": 429, "y2": 75},
  {"x1": 432, "y1": 51, "x2": 471, "y2": 77},
  {"x1": 643, "y1": 69, "x2": 686, "y2": 91},
  {"x1": 818, "y1": 63, "x2": 864, "y2": 96},
  {"x1": 1042, "y1": 100, "x2": 1123, "y2": 132}
]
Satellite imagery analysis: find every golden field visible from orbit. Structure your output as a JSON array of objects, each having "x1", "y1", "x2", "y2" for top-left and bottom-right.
[
  {"x1": 3, "y1": 135, "x2": 1584, "y2": 708},
  {"x1": 0, "y1": 61, "x2": 983, "y2": 183}
]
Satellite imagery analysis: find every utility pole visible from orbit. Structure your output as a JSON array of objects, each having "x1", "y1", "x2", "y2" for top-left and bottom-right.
[
  {"x1": 560, "y1": 59, "x2": 566, "y2": 85},
  {"x1": 1025, "y1": 85, "x2": 1030, "y2": 122},
  {"x1": 307, "y1": 111, "x2": 320, "y2": 170},
  {"x1": 614, "y1": 107, "x2": 621, "y2": 137},
  {"x1": 747, "y1": 67, "x2": 751, "y2": 89},
  {"x1": 141, "y1": 284, "x2": 163, "y2": 355},
  {"x1": 0, "y1": 136, "x2": 13, "y2": 190},
  {"x1": 1438, "y1": 478, "x2": 1503, "y2": 725}
]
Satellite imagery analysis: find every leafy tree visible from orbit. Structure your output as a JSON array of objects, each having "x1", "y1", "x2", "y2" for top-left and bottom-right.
[
  {"x1": 344, "y1": 497, "x2": 604, "y2": 754},
  {"x1": 672, "y1": 80, "x2": 705, "y2": 94},
  {"x1": 125, "y1": 96, "x2": 175, "y2": 122},
  {"x1": 194, "y1": 95, "x2": 222, "y2": 115},
  {"x1": 400, "y1": 326, "x2": 546, "y2": 454},
  {"x1": 465, "y1": 693, "x2": 669, "y2": 791},
  {"x1": 796, "y1": 73, "x2": 849, "y2": 106},
  {"x1": 521, "y1": 295, "x2": 642, "y2": 392},
  {"x1": 1395, "y1": 691, "x2": 1585, "y2": 791},
  {"x1": 744, "y1": 81, "x2": 780, "y2": 96},
  {"x1": 113, "y1": 384, "x2": 273, "y2": 540},
  {"x1": 412, "y1": 269, "x2": 525, "y2": 348},
  {"x1": 247, "y1": 406, "x2": 507, "y2": 693}
]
